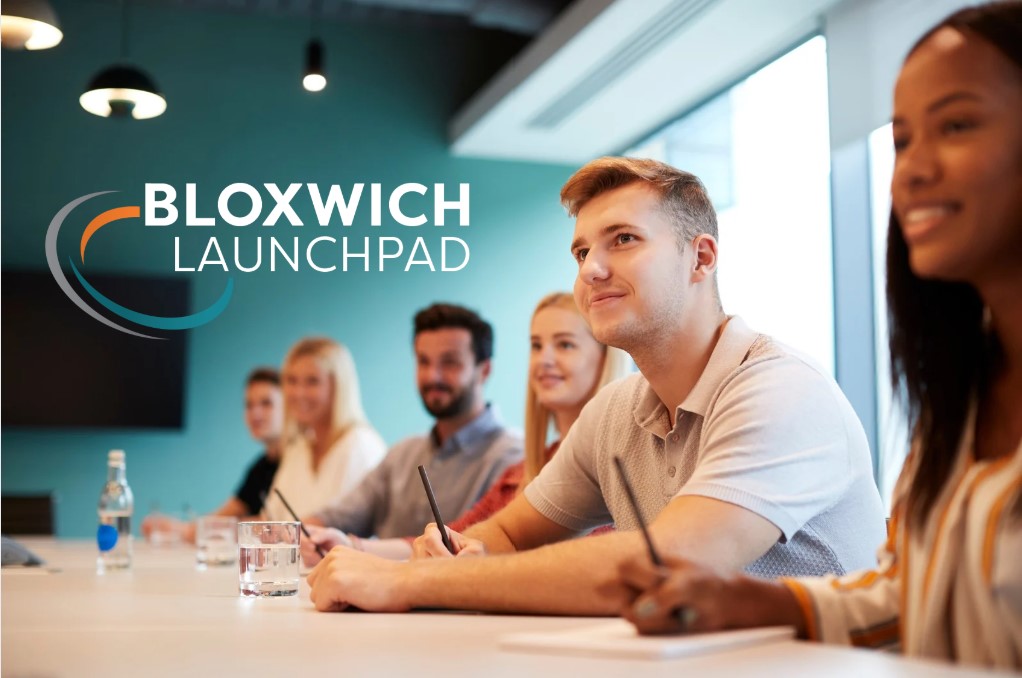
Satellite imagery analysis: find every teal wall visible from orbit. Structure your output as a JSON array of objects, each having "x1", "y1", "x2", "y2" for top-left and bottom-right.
[{"x1": 1, "y1": 1, "x2": 578, "y2": 536}]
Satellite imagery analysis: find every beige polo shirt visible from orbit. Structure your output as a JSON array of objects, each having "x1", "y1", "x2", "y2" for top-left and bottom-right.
[{"x1": 524, "y1": 316, "x2": 886, "y2": 577}]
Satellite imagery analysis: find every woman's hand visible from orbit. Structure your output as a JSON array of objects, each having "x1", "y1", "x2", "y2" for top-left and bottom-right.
[
  {"x1": 617, "y1": 554, "x2": 806, "y2": 636},
  {"x1": 300, "y1": 525, "x2": 354, "y2": 567}
]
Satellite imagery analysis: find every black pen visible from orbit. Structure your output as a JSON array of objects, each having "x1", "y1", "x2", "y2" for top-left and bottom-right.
[
  {"x1": 612, "y1": 456, "x2": 664, "y2": 566},
  {"x1": 612, "y1": 456, "x2": 695, "y2": 629},
  {"x1": 272, "y1": 488, "x2": 327, "y2": 558},
  {"x1": 417, "y1": 464, "x2": 455, "y2": 554}
]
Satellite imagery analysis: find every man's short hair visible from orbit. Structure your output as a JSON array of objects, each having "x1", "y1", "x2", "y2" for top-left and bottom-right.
[
  {"x1": 414, "y1": 303, "x2": 494, "y2": 364},
  {"x1": 246, "y1": 367, "x2": 280, "y2": 388},
  {"x1": 560, "y1": 157, "x2": 718, "y2": 247}
]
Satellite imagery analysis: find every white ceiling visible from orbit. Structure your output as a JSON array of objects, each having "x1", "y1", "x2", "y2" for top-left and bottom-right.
[{"x1": 449, "y1": 0, "x2": 846, "y2": 164}]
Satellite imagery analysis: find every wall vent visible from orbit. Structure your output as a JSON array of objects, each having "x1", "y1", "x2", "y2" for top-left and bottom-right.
[{"x1": 527, "y1": 0, "x2": 719, "y2": 130}]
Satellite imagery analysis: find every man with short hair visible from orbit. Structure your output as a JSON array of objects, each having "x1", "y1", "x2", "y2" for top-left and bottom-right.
[
  {"x1": 306, "y1": 158, "x2": 885, "y2": 613},
  {"x1": 301, "y1": 303, "x2": 523, "y2": 563},
  {"x1": 232, "y1": 367, "x2": 286, "y2": 517},
  {"x1": 142, "y1": 367, "x2": 285, "y2": 542}
]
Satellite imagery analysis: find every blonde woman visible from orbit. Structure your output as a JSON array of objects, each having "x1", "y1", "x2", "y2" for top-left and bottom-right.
[
  {"x1": 264, "y1": 337, "x2": 386, "y2": 520},
  {"x1": 302, "y1": 293, "x2": 630, "y2": 563}
]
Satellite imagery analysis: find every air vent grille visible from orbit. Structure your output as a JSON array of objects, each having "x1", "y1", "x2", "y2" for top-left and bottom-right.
[{"x1": 527, "y1": 0, "x2": 718, "y2": 129}]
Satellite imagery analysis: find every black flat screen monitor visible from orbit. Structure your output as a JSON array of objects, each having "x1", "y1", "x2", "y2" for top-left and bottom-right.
[{"x1": 1, "y1": 269, "x2": 189, "y2": 429}]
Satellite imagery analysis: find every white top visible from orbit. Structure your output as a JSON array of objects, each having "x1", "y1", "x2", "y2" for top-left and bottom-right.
[
  {"x1": 786, "y1": 405, "x2": 1022, "y2": 669},
  {"x1": 525, "y1": 316, "x2": 886, "y2": 577},
  {"x1": 264, "y1": 425, "x2": 386, "y2": 519}
]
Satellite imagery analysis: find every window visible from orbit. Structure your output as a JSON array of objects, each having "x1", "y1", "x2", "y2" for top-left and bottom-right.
[
  {"x1": 869, "y1": 122, "x2": 909, "y2": 508},
  {"x1": 627, "y1": 37, "x2": 834, "y2": 374}
]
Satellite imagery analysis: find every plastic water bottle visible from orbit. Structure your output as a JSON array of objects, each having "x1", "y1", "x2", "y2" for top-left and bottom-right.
[{"x1": 97, "y1": 449, "x2": 134, "y2": 572}]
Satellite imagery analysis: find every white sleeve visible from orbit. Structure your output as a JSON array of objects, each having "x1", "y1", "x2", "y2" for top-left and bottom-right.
[{"x1": 329, "y1": 426, "x2": 388, "y2": 497}]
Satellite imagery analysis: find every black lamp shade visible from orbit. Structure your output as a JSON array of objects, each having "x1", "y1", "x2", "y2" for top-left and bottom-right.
[
  {"x1": 307, "y1": 41, "x2": 323, "y2": 74},
  {"x1": 80, "y1": 64, "x2": 166, "y2": 119}
]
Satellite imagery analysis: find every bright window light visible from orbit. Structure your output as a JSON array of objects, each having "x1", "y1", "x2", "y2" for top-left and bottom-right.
[
  {"x1": 627, "y1": 36, "x2": 835, "y2": 375},
  {"x1": 868, "y1": 122, "x2": 908, "y2": 509}
]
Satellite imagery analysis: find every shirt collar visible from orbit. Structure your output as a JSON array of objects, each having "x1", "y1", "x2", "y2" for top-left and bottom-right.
[
  {"x1": 431, "y1": 403, "x2": 504, "y2": 456},
  {"x1": 680, "y1": 316, "x2": 758, "y2": 417},
  {"x1": 634, "y1": 380, "x2": 671, "y2": 438},
  {"x1": 632, "y1": 316, "x2": 759, "y2": 435}
]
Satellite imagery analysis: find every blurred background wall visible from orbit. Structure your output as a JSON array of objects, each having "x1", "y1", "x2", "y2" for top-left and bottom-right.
[{"x1": 1, "y1": 0, "x2": 578, "y2": 536}]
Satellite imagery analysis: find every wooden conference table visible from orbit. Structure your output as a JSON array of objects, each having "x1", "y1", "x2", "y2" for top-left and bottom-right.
[{"x1": 0, "y1": 539, "x2": 1004, "y2": 677}]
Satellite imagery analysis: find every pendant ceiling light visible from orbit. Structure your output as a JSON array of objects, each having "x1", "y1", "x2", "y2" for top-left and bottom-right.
[
  {"x1": 303, "y1": 40, "x2": 326, "y2": 92},
  {"x1": 302, "y1": 3, "x2": 326, "y2": 93},
  {"x1": 1, "y1": 0, "x2": 63, "y2": 50},
  {"x1": 80, "y1": 0, "x2": 166, "y2": 120}
]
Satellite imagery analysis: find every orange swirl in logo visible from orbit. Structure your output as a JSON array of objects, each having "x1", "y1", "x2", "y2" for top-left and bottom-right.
[
  {"x1": 46, "y1": 191, "x2": 233, "y2": 338},
  {"x1": 80, "y1": 205, "x2": 140, "y2": 263}
]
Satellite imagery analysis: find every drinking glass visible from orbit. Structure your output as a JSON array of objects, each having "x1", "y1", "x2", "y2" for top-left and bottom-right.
[
  {"x1": 237, "y1": 521, "x2": 300, "y2": 597},
  {"x1": 196, "y1": 515, "x2": 238, "y2": 567}
]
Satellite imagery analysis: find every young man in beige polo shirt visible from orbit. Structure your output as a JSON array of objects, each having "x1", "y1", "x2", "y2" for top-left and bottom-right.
[{"x1": 306, "y1": 157, "x2": 885, "y2": 614}]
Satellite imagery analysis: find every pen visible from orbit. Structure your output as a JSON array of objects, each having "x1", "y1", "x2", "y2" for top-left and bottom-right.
[
  {"x1": 272, "y1": 488, "x2": 327, "y2": 558},
  {"x1": 417, "y1": 464, "x2": 455, "y2": 554},
  {"x1": 612, "y1": 456, "x2": 664, "y2": 566},
  {"x1": 612, "y1": 455, "x2": 696, "y2": 629}
]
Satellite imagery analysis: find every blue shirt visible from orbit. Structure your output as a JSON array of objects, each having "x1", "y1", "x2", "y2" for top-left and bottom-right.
[{"x1": 311, "y1": 405, "x2": 523, "y2": 539}]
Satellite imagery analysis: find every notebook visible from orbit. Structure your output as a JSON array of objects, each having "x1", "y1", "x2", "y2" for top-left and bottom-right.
[{"x1": 500, "y1": 620, "x2": 794, "y2": 660}]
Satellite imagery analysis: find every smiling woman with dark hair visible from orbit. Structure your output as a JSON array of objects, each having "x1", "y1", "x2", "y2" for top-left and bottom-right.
[{"x1": 614, "y1": 2, "x2": 1022, "y2": 668}]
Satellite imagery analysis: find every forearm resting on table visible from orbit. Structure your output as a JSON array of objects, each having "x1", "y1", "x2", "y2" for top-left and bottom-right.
[
  {"x1": 401, "y1": 531, "x2": 649, "y2": 615},
  {"x1": 357, "y1": 538, "x2": 413, "y2": 560},
  {"x1": 462, "y1": 494, "x2": 578, "y2": 555},
  {"x1": 462, "y1": 520, "x2": 518, "y2": 554},
  {"x1": 404, "y1": 496, "x2": 784, "y2": 614}
]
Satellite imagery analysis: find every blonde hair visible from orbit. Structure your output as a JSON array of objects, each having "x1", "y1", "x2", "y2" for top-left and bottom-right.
[
  {"x1": 281, "y1": 337, "x2": 368, "y2": 447},
  {"x1": 522, "y1": 293, "x2": 632, "y2": 484}
]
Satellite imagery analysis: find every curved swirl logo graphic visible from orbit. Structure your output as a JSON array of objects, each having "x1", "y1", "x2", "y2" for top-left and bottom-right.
[{"x1": 46, "y1": 191, "x2": 233, "y2": 340}]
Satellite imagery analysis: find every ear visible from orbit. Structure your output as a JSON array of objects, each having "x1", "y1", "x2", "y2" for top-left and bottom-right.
[
  {"x1": 477, "y1": 358, "x2": 492, "y2": 382},
  {"x1": 690, "y1": 234, "x2": 718, "y2": 283}
]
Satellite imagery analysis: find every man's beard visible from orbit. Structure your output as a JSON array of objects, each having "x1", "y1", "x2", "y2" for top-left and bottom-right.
[{"x1": 419, "y1": 384, "x2": 475, "y2": 419}]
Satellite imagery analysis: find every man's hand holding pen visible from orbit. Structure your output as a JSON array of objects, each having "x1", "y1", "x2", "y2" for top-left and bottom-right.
[{"x1": 412, "y1": 523, "x2": 487, "y2": 560}]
